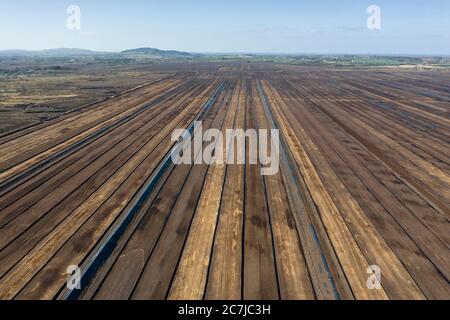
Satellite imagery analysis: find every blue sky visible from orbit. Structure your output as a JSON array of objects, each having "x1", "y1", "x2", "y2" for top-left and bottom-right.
[{"x1": 0, "y1": 0, "x2": 449, "y2": 54}]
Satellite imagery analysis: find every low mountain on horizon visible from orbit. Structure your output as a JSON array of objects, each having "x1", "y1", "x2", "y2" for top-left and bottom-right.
[
  {"x1": 0, "y1": 48, "x2": 111, "y2": 57},
  {"x1": 121, "y1": 47, "x2": 194, "y2": 58},
  {"x1": 0, "y1": 47, "x2": 196, "y2": 59}
]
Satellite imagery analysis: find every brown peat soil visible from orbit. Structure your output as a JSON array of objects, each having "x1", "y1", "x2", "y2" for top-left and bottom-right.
[{"x1": 0, "y1": 62, "x2": 448, "y2": 300}]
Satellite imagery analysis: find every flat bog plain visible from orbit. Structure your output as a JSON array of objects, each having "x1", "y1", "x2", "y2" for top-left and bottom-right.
[{"x1": 0, "y1": 62, "x2": 449, "y2": 300}]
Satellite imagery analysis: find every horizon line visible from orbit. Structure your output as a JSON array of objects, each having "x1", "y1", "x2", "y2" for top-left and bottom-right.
[{"x1": 0, "y1": 47, "x2": 449, "y2": 58}]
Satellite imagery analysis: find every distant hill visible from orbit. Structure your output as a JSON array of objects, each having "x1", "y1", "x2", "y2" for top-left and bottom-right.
[
  {"x1": 0, "y1": 48, "x2": 110, "y2": 57},
  {"x1": 43, "y1": 48, "x2": 110, "y2": 56},
  {"x1": 0, "y1": 47, "x2": 196, "y2": 59},
  {"x1": 121, "y1": 47, "x2": 194, "y2": 58}
]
